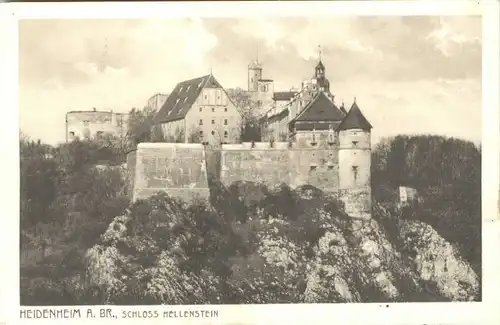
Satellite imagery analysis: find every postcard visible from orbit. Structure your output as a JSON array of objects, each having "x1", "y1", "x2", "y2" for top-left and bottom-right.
[{"x1": 0, "y1": 1, "x2": 499, "y2": 325}]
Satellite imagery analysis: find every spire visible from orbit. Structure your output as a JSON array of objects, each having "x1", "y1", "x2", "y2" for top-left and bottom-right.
[
  {"x1": 315, "y1": 45, "x2": 325, "y2": 75},
  {"x1": 249, "y1": 44, "x2": 262, "y2": 69},
  {"x1": 337, "y1": 99, "x2": 372, "y2": 131}
]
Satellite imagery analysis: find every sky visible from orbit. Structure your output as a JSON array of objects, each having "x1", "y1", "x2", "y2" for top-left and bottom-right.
[{"x1": 19, "y1": 16, "x2": 482, "y2": 146}]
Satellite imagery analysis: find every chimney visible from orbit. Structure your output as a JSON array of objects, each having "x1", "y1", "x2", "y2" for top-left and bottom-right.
[{"x1": 93, "y1": 107, "x2": 96, "y2": 112}]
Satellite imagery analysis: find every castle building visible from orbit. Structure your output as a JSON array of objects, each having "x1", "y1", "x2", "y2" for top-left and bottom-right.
[
  {"x1": 153, "y1": 74, "x2": 242, "y2": 144},
  {"x1": 65, "y1": 109, "x2": 128, "y2": 142},
  {"x1": 127, "y1": 50, "x2": 373, "y2": 219},
  {"x1": 147, "y1": 93, "x2": 169, "y2": 112}
]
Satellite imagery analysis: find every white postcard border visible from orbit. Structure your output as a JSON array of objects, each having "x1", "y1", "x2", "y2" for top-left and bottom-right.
[{"x1": 1, "y1": 1, "x2": 499, "y2": 325}]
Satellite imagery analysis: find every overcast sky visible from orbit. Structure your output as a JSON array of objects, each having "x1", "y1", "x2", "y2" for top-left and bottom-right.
[{"x1": 19, "y1": 16, "x2": 481, "y2": 146}]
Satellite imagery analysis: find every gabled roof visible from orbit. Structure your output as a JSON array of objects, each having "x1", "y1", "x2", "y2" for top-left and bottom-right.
[
  {"x1": 292, "y1": 91, "x2": 345, "y2": 123},
  {"x1": 273, "y1": 91, "x2": 297, "y2": 102},
  {"x1": 337, "y1": 101, "x2": 372, "y2": 131},
  {"x1": 154, "y1": 74, "x2": 222, "y2": 123}
]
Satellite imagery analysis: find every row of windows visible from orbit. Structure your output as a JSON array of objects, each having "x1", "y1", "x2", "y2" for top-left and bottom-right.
[
  {"x1": 204, "y1": 94, "x2": 222, "y2": 101},
  {"x1": 199, "y1": 107, "x2": 228, "y2": 113},
  {"x1": 199, "y1": 119, "x2": 228, "y2": 126},
  {"x1": 69, "y1": 130, "x2": 105, "y2": 137},
  {"x1": 199, "y1": 130, "x2": 229, "y2": 138}
]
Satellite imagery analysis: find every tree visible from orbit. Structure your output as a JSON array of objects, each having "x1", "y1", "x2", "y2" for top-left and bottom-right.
[
  {"x1": 239, "y1": 101, "x2": 267, "y2": 142},
  {"x1": 126, "y1": 106, "x2": 158, "y2": 149},
  {"x1": 212, "y1": 125, "x2": 240, "y2": 145},
  {"x1": 187, "y1": 127, "x2": 202, "y2": 143}
]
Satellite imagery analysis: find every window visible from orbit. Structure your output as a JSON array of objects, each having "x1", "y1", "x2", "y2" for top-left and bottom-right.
[
  {"x1": 83, "y1": 120, "x2": 89, "y2": 126},
  {"x1": 204, "y1": 95, "x2": 208, "y2": 100},
  {"x1": 352, "y1": 140, "x2": 358, "y2": 147},
  {"x1": 211, "y1": 119, "x2": 215, "y2": 124},
  {"x1": 224, "y1": 131, "x2": 228, "y2": 138},
  {"x1": 179, "y1": 86, "x2": 183, "y2": 92},
  {"x1": 328, "y1": 165, "x2": 334, "y2": 170},
  {"x1": 199, "y1": 107, "x2": 202, "y2": 112},
  {"x1": 211, "y1": 131, "x2": 215, "y2": 135},
  {"x1": 96, "y1": 131, "x2": 103, "y2": 136},
  {"x1": 224, "y1": 107, "x2": 228, "y2": 112},
  {"x1": 199, "y1": 119, "x2": 203, "y2": 125},
  {"x1": 352, "y1": 166, "x2": 359, "y2": 183},
  {"x1": 212, "y1": 107, "x2": 215, "y2": 112},
  {"x1": 309, "y1": 166, "x2": 317, "y2": 171},
  {"x1": 69, "y1": 131, "x2": 75, "y2": 137},
  {"x1": 199, "y1": 130, "x2": 203, "y2": 136},
  {"x1": 224, "y1": 119, "x2": 228, "y2": 125}
]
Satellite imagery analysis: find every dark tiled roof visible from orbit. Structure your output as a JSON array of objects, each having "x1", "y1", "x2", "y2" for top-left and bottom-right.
[
  {"x1": 294, "y1": 121, "x2": 342, "y2": 131},
  {"x1": 292, "y1": 92, "x2": 345, "y2": 122},
  {"x1": 273, "y1": 91, "x2": 297, "y2": 101},
  {"x1": 154, "y1": 75, "x2": 222, "y2": 123},
  {"x1": 316, "y1": 60, "x2": 325, "y2": 69},
  {"x1": 339, "y1": 103, "x2": 347, "y2": 115},
  {"x1": 337, "y1": 101, "x2": 372, "y2": 131}
]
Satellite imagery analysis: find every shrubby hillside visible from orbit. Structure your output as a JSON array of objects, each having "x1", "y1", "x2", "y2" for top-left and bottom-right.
[
  {"x1": 371, "y1": 135, "x2": 481, "y2": 275},
  {"x1": 19, "y1": 134, "x2": 481, "y2": 305},
  {"x1": 20, "y1": 134, "x2": 130, "y2": 305}
]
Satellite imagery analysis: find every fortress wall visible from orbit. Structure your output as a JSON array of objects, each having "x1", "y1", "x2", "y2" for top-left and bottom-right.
[
  {"x1": 132, "y1": 143, "x2": 210, "y2": 203},
  {"x1": 220, "y1": 142, "x2": 339, "y2": 192},
  {"x1": 126, "y1": 150, "x2": 137, "y2": 198},
  {"x1": 204, "y1": 146, "x2": 222, "y2": 181},
  {"x1": 127, "y1": 142, "x2": 371, "y2": 219},
  {"x1": 339, "y1": 188, "x2": 372, "y2": 219}
]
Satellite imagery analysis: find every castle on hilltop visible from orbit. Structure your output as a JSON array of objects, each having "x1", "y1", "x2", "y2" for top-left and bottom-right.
[{"x1": 126, "y1": 50, "x2": 373, "y2": 219}]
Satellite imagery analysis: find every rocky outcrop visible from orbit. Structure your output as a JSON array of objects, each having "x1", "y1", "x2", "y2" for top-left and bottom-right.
[{"x1": 82, "y1": 187, "x2": 480, "y2": 304}]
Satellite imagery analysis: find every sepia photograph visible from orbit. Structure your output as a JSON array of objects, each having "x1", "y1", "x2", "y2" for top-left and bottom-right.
[
  {"x1": 16, "y1": 13, "x2": 484, "y2": 306},
  {"x1": 0, "y1": 2, "x2": 496, "y2": 324}
]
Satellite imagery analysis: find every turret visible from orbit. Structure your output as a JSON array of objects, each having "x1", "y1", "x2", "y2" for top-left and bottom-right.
[
  {"x1": 337, "y1": 98, "x2": 372, "y2": 219},
  {"x1": 315, "y1": 60, "x2": 325, "y2": 79},
  {"x1": 248, "y1": 59, "x2": 262, "y2": 92}
]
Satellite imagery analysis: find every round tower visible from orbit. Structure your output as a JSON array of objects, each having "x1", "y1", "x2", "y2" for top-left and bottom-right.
[
  {"x1": 248, "y1": 59, "x2": 262, "y2": 92},
  {"x1": 337, "y1": 99, "x2": 372, "y2": 219}
]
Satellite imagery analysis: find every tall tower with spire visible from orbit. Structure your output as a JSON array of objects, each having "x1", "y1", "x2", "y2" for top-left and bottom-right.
[{"x1": 248, "y1": 46, "x2": 262, "y2": 92}]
